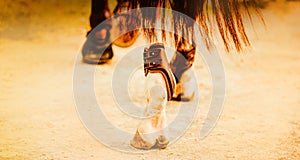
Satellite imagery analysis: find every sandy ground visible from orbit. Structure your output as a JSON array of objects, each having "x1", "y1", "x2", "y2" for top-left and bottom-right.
[{"x1": 0, "y1": 1, "x2": 300, "y2": 159}]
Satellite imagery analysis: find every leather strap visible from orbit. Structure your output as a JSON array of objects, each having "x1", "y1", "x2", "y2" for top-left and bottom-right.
[{"x1": 143, "y1": 43, "x2": 176, "y2": 101}]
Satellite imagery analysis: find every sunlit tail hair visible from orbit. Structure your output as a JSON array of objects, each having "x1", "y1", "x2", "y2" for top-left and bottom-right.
[{"x1": 127, "y1": 0, "x2": 264, "y2": 52}]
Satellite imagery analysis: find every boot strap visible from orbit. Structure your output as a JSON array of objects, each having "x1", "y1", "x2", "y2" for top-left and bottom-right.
[{"x1": 143, "y1": 43, "x2": 176, "y2": 101}]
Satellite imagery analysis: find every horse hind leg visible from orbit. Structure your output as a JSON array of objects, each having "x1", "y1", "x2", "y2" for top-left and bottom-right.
[
  {"x1": 130, "y1": 43, "x2": 173, "y2": 150},
  {"x1": 171, "y1": 38, "x2": 196, "y2": 101}
]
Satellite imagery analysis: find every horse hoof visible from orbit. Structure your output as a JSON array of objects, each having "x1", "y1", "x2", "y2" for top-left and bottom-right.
[
  {"x1": 130, "y1": 130, "x2": 169, "y2": 150},
  {"x1": 151, "y1": 135, "x2": 169, "y2": 149},
  {"x1": 130, "y1": 130, "x2": 153, "y2": 150}
]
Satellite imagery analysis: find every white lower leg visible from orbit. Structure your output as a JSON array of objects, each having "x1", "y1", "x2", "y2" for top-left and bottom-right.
[
  {"x1": 137, "y1": 73, "x2": 168, "y2": 143},
  {"x1": 177, "y1": 67, "x2": 196, "y2": 100}
]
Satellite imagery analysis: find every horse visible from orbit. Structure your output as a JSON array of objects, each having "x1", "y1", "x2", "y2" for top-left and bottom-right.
[{"x1": 81, "y1": 0, "x2": 264, "y2": 150}]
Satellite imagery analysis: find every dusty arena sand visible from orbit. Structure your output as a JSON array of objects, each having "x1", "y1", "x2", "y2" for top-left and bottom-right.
[{"x1": 0, "y1": 0, "x2": 299, "y2": 159}]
